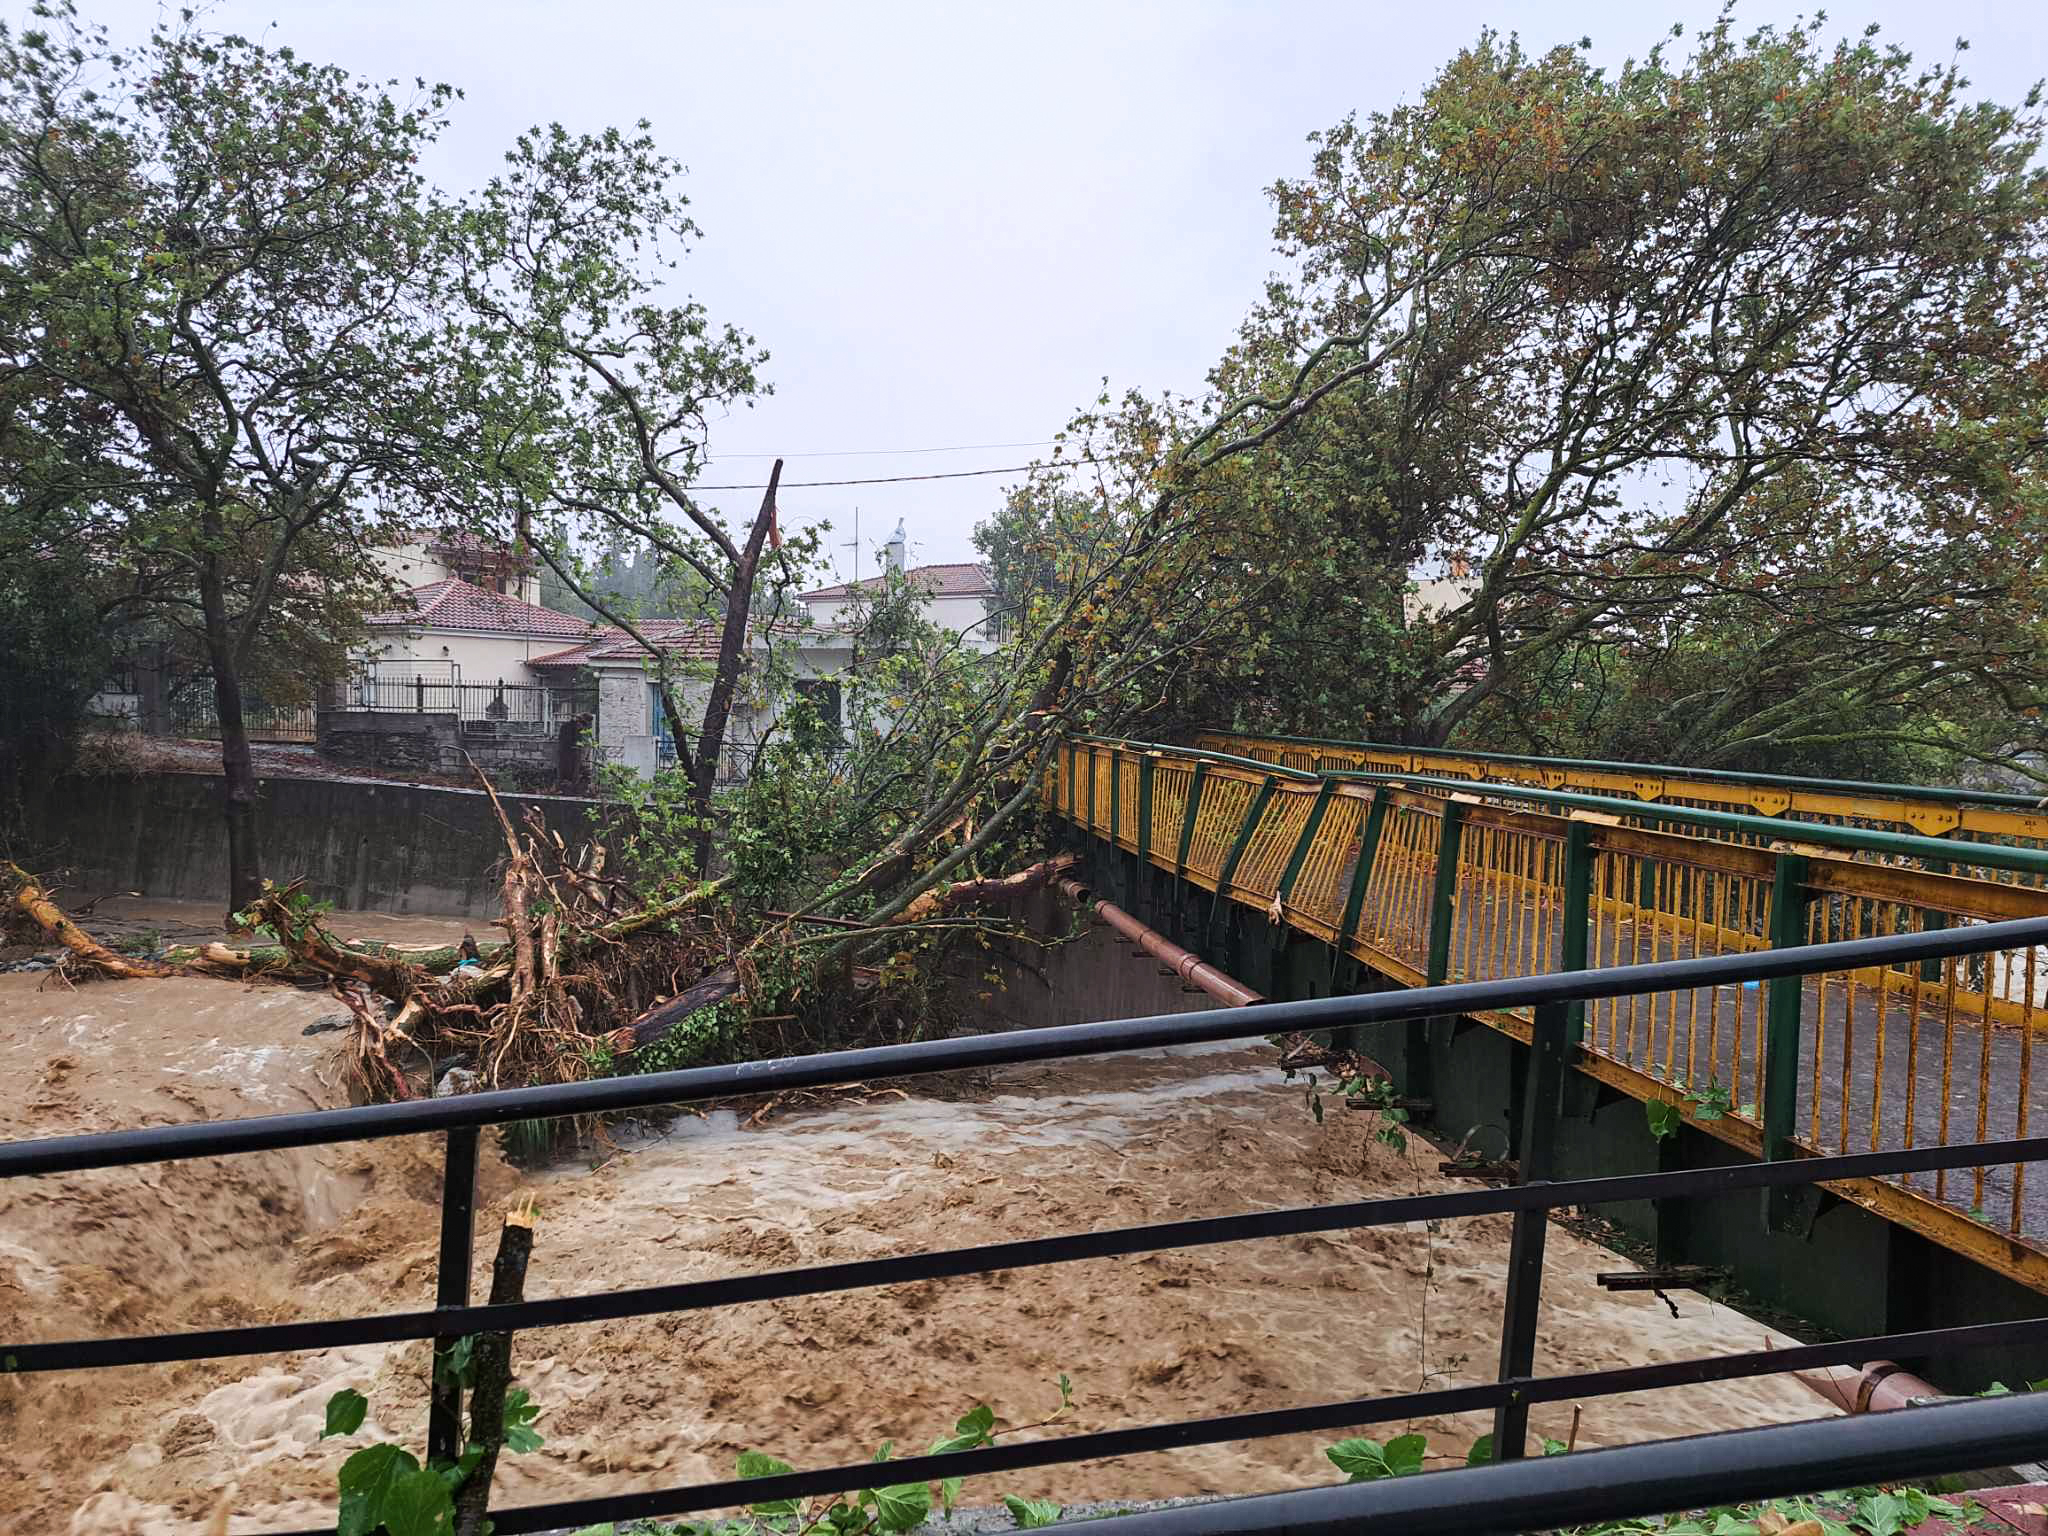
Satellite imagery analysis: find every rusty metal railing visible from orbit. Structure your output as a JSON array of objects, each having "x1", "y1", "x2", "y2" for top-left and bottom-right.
[{"x1": 1048, "y1": 738, "x2": 2048, "y2": 1292}]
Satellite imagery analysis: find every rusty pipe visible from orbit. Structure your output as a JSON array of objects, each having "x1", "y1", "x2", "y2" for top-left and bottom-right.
[
  {"x1": 1055, "y1": 874, "x2": 1264, "y2": 1007},
  {"x1": 1790, "y1": 1360, "x2": 1944, "y2": 1415}
]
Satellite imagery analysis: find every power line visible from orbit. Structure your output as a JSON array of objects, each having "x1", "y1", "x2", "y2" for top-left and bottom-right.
[
  {"x1": 691, "y1": 461, "x2": 1099, "y2": 491},
  {"x1": 706, "y1": 438, "x2": 1089, "y2": 461}
]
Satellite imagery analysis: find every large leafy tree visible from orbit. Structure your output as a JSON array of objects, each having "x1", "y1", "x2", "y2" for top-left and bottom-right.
[
  {"x1": 445, "y1": 122, "x2": 806, "y2": 873},
  {"x1": 0, "y1": 4, "x2": 457, "y2": 911},
  {"x1": 1070, "y1": 19, "x2": 2048, "y2": 775}
]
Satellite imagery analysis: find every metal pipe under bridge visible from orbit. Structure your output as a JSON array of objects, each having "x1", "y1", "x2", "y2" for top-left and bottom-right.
[{"x1": 1045, "y1": 734, "x2": 2048, "y2": 1386}]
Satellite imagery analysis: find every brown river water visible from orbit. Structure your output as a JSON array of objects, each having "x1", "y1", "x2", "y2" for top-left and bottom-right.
[{"x1": 0, "y1": 903, "x2": 1827, "y2": 1533}]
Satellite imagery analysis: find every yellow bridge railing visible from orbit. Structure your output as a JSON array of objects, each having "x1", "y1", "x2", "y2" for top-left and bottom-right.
[
  {"x1": 1194, "y1": 730, "x2": 2048, "y2": 867},
  {"x1": 1046, "y1": 737, "x2": 2048, "y2": 1294}
]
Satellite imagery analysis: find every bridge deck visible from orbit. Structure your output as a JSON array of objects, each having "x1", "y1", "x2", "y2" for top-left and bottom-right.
[{"x1": 1049, "y1": 738, "x2": 2048, "y2": 1292}]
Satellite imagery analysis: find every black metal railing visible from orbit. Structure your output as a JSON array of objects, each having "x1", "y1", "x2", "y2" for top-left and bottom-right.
[{"x1": 8, "y1": 917, "x2": 2048, "y2": 1536}]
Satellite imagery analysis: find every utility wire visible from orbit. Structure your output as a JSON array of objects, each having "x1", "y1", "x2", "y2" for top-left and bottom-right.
[
  {"x1": 690, "y1": 460, "x2": 1114, "y2": 491},
  {"x1": 707, "y1": 438, "x2": 1097, "y2": 460}
]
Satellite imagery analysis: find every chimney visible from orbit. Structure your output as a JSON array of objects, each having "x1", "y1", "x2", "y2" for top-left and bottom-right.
[{"x1": 885, "y1": 519, "x2": 907, "y2": 574}]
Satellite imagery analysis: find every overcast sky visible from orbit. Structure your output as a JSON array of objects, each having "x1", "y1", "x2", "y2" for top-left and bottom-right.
[{"x1": 87, "y1": 1, "x2": 2048, "y2": 583}]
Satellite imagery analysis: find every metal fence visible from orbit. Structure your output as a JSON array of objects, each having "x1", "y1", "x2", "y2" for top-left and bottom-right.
[
  {"x1": 1052, "y1": 738, "x2": 2048, "y2": 1289},
  {"x1": 167, "y1": 693, "x2": 318, "y2": 743},
  {"x1": 4, "y1": 919, "x2": 2048, "y2": 1534},
  {"x1": 329, "y1": 675, "x2": 561, "y2": 735},
  {"x1": 1196, "y1": 729, "x2": 2048, "y2": 868}
]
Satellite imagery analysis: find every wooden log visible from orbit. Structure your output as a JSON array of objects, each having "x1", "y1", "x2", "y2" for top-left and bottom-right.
[
  {"x1": 625, "y1": 966, "x2": 740, "y2": 1051},
  {"x1": 452, "y1": 1206, "x2": 537, "y2": 1536}
]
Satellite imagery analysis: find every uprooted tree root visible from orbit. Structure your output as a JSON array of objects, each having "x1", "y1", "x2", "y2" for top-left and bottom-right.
[
  {"x1": 5, "y1": 778, "x2": 731, "y2": 1101},
  {"x1": 6, "y1": 767, "x2": 1077, "y2": 1106}
]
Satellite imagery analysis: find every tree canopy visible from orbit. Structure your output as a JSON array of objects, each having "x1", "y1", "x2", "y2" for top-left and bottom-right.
[{"x1": 1010, "y1": 17, "x2": 2048, "y2": 781}]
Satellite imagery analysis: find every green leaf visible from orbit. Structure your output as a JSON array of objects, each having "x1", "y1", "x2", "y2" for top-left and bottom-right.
[
  {"x1": 1540, "y1": 1437, "x2": 1570, "y2": 1457},
  {"x1": 1466, "y1": 1434, "x2": 1493, "y2": 1466},
  {"x1": 956, "y1": 1403, "x2": 997, "y2": 1440},
  {"x1": 872, "y1": 1440, "x2": 895, "y2": 1462},
  {"x1": 1855, "y1": 1492, "x2": 1904, "y2": 1536},
  {"x1": 502, "y1": 1387, "x2": 544, "y2": 1453},
  {"x1": 338, "y1": 1443, "x2": 422, "y2": 1536},
  {"x1": 1646, "y1": 1099, "x2": 1684, "y2": 1140},
  {"x1": 322, "y1": 1387, "x2": 368, "y2": 1440},
  {"x1": 434, "y1": 1336, "x2": 476, "y2": 1387},
  {"x1": 568, "y1": 1526, "x2": 616, "y2": 1536},
  {"x1": 433, "y1": 1443, "x2": 486, "y2": 1491},
  {"x1": 505, "y1": 1422, "x2": 544, "y2": 1454},
  {"x1": 1384, "y1": 1433, "x2": 1428, "y2": 1476},
  {"x1": 1326, "y1": 1437, "x2": 1392, "y2": 1481},
  {"x1": 870, "y1": 1481, "x2": 931, "y2": 1532},
  {"x1": 1003, "y1": 1493, "x2": 1065, "y2": 1528},
  {"x1": 377, "y1": 1466, "x2": 457, "y2": 1536},
  {"x1": 736, "y1": 1450, "x2": 799, "y2": 1519},
  {"x1": 941, "y1": 1475, "x2": 965, "y2": 1514}
]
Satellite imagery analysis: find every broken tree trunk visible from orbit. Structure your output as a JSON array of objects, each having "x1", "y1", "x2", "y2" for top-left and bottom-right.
[{"x1": 452, "y1": 1205, "x2": 537, "y2": 1536}]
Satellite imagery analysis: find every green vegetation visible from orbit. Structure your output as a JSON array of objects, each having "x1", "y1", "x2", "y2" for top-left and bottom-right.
[{"x1": 992, "y1": 17, "x2": 2048, "y2": 785}]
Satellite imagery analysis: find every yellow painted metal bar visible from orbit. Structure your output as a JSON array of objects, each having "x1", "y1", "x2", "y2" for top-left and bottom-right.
[
  {"x1": 1196, "y1": 731, "x2": 2048, "y2": 854},
  {"x1": 1044, "y1": 740, "x2": 2048, "y2": 1290}
]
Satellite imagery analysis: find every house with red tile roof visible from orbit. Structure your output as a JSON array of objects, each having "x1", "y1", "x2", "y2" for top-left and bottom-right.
[
  {"x1": 355, "y1": 523, "x2": 997, "y2": 778},
  {"x1": 799, "y1": 521, "x2": 1002, "y2": 649}
]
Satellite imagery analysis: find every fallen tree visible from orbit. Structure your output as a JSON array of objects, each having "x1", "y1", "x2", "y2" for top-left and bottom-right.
[{"x1": 5, "y1": 770, "x2": 1080, "y2": 1103}]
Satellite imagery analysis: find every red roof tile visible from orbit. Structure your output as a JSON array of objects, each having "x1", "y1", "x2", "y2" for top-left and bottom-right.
[
  {"x1": 801, "y1": 562, "x2": 994, "y2": 601},
  {"x1": 366, "y1": 578, "x2": 597, "y2": 640},
  {"x1": 524, "y1": 619, "x2": 816, "y2": 668}
]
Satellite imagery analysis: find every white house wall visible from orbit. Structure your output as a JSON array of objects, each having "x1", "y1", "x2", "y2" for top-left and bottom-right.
[
  {"x1": 373, "y1": 540, "x2": 543, "y2": 604},
  {"x1": 591, "y1": 645, "x2": 852, "y2": 780},
  {"x1": 367, "y1": 630, "x2": 566, "y2": 687}
]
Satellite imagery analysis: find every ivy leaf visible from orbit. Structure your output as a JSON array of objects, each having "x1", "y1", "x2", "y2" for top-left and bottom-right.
[
  {"x1": 322, "y1": 1387, "x2": 368, "y2": 1440},
  {"x1": 1646, "y1": 1099, "x2": 1684, "y2": 1140},
  {"x1": 337, "y1": 1443, "x2": 421, "y2": 1536},
  {"x1": 955, "y1": 1403, "x2": 996, "y2": 1441},
  {"x1": 870, "y1": 1480, "x2": 932, "y2": 1532},
  {"x1": 941, "y1": 1475, "x2": 965, "y2": 1514},
  {"x1": 1003, "y1": 1493, "x2": 1065, "y2": 1528},
  {"x1": 1466, "y1": 1434, "x2": 1493, "y2": 1466},
  {"x1": 735, "y1": 1449, "x2": 799, "y2": 1518}
]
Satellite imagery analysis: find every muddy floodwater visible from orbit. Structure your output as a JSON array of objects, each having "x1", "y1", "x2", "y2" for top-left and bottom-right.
[{"x1": 0, "y1": 907, "x2": 1831, "y2": 1534}]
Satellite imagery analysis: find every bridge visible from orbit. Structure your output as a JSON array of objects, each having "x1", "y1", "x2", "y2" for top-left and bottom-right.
[{"x1": 1046, "y1": 732, "x2": 2048, "y2": 1382}]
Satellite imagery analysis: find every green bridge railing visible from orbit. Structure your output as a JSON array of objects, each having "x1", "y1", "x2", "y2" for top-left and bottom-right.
[{"x1": 1047, "y1": 736, "x2": 2048, "y2": 1295}]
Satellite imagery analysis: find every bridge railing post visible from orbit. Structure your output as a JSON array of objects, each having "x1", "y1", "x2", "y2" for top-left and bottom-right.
[
  {"x1": 1425, "y1": 799, "x2": 1468, "y2": 987},
  {"x1": 1135, "y1": 754, "x2": 1156, "y2": 868},
  {"x1": 1176, "y1": 761, "x2": 1209, "y2": 880},
  {"x1": 1212, "y1": 775, "x2": 1279, "y2": 938},
  {"x1": 1492, "y1": 996, "x2": 1568, "y2": 1461},
  {"x1": 1328, "y1": 785, "x2": 1391, "y2": 988},
  {"x1": 1559, "y1": 819, "x2": 1596, "y2": 1044},
  {"x1": 1763, "y1": 850, "x2": 1816, "y2": 1166}
]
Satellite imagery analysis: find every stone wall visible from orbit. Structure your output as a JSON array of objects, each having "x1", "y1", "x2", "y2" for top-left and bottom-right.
[
  {"x1": 40, "y1": 771, "x2": 610, "y2": 917},
  {"x1": 317, "y1": 710, "x2": 567, "y2": 791}
]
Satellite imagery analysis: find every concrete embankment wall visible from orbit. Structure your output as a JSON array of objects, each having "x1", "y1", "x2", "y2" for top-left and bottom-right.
[{"x1": 38, "y1": 771, "x2": 608, "y2": 918}]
